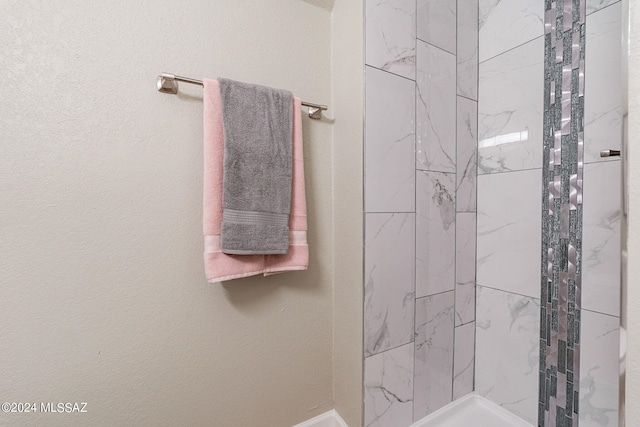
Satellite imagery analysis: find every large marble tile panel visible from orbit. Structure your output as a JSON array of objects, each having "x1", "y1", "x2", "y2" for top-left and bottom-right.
[
  {"x1": 365, "y1": 66, "x2": 416, "y2": 213},
  {"x1": 416, "y1": 171, "x2": 456, "y2": 298},
  {"x1": 587, "y1": 0, "x2": 620, "y2": 15},
  {"x1": 476, "y1": 169, "x2": 542, "y2": 298},
  {"x1": 457, "y1": 0, "x2": 479, "y2": 99},
  {"x1": 478, "y1": 37, "x2": 544, "y2": 174},
  {"x1": 364, "y1": 342, "x2": 415, "y2": 427},
  {"x1": 417, "y1": 0, "x2": 457, "y2": 54},
  {"x1": 479, "y1": 0, "x2": 544, "y2": 62},
  {"x1": 366, "y1": 0, "x2": 416, "y2": 80},
  {"x1": 453, "y1": 321, "x2": 475, "y2": 399},
  {"x1": 579, "y1": 310, "x2": 620, "y2": 427},
  {"x1": 475, "y1": 286, "x2": 540, "y2": 424},
  {"x1": 582, "y1": 161, "x2": 621, "y2": 317},
  {"x1": 365, "y1": 213, "x2": 416, "y2": 356},
  {"x1": 456, "y1": 97, "x2": 478, "y2": 211},
  {"x1": 455, "y1": 212, "x2": 476, "y2": 326},
  {"x1": 416, "y1": 41, "x2": 457, "y2": 173},
  {"x1": 414, "y1": 291, "x2": 455, "y2": 420},
  {"x1": 584, "y1": 3, "x2": 622, "y2": 164}
]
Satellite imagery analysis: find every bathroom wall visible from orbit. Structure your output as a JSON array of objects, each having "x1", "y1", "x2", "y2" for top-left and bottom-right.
[
  {"x1": 476, "y1": 0, "x2": 622, "y2": 425},
  {"x1": 0, "y1": 1, "x2": 346, "y2": 425},
  {"x1": 362, "y1": 0, "x2": 479, "y2": 425},
  {"x1": 331, "y1": 0, "x2": 365, "y2": 425}
]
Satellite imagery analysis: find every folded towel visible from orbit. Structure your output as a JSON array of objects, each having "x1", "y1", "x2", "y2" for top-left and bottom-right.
[
  {"x1": 203, "y1": 79, "x2": 308, "y2": 282},
  {"x1": 264, "y1": 96, "x2": 309, "y2": 276},
  {"x1": 218, "y1": 78, "x2": 293, "y2": 255}
]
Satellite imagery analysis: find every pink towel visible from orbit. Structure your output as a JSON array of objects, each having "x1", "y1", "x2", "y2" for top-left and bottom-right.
[{"x1": 203, "y1": 79, "x2": 308, "y2": 282}]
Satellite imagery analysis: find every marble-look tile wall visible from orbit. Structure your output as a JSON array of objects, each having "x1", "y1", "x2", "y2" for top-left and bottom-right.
[
  {"x1": 365, "y1": 0, "x2": 621, "y2": 425},
  {"x1": 474, "y1": 0, "x2": 541, "y2": 423},
  {"x1": 579, "y1": 3, "x2": 623, "y2": 426},
  {"x1": 579, "y1": 310, "x2": 620, "y2": 426},
  {"x1": 475, "y1": 286, "x2": 540, "y2": 420},
  {"x1": 477, "y1": 0, "x2": 622, "y2": 425},
  {"x1": 364, "y1": 0, "x2": 478, "y2": 425}
]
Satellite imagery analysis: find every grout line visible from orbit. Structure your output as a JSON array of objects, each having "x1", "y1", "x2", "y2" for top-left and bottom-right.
[
  {"x1": 412, "y1": 1, "x2": 418, "y2": 418},
  {"x1": 476, "y1": 284, "x2": 540, "y2": 301},
  {"x1": 472, "y1": 0, "x2": 479, "y2": 396},
  {"x1": 586, "y1": 0, "x2": 622, "y2": 16},
  {"x1": 452, "y1": 0, "x2": 459, "y2": 398},
  {"x1": 365, "y1": 64, "x2": 416, "y2": 83},
  {"x1": 417, "y1": 37, "x2": 457, "y2": 56},
  {"x1": 479, "y1": 35, "x2": 544, "y2": 65},
  {"x1": 455, "y1": 319, "x2": 476, "y2": 328},
  {"x1": 362, "y1": 0, "x2": 369, "y2": 383},
  {"x1": 365, "y1": 340, "x2": 416, "y2": 360},
  {"x1": 477, "y1": 166, "x2": 543, "y2": 177},
  {"x1": 583, "y1": 158, "x2": 622, "y2": 166},
  {"x1": 457, "y1": 94, "x2": 478, "y2": 103},
  {"x1": 416, "y1": 168, "x2": 457, "y2": 175},
  {"x1": 364, "y1": 211, "x2": 416, "y2": 214},
  {"x1": 581, "y1": 307, "x2": 621, "y2": 319},
  {"x1": 361, "y1": 4, "x2": 368, "y2": 379},
  {"x1": 416, "y1": 289, "x2": 456, "y2": 301}
]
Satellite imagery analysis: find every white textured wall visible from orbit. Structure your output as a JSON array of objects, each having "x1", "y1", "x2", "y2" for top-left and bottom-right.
[
  {"x1": 0, "y1": 1, "x2": 335, "y2": 425},
  {"x1": 331, "y1": 0, "x2": 364, "y2": 426}
]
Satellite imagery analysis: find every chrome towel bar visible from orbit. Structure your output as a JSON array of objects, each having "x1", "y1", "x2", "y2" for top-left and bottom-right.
[{"x1": 157, "y1": 73, "x2": 328, "y2": 119}]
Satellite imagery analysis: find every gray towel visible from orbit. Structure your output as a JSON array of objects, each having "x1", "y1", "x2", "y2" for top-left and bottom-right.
[{"x1": 218, "y1": 78, "x2": 293, "y2": 255}]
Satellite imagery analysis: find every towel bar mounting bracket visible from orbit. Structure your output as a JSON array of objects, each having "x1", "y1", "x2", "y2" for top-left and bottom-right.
[
  {"x1": 306, "y1": 106, "x2": 322, "y2": 119},
  {"x1": 157, "y1": 75, "x2": 179, "y2": 94}
]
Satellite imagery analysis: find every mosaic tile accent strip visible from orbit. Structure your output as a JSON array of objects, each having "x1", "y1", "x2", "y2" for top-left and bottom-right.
[{"x1": 539, "y1": 0, "x2": 586, "y2": 425}]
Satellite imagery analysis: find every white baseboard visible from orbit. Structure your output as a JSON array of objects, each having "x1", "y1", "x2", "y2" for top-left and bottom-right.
[{"x1": 292, "y1": 409, "x2": 349, "y2": 427}]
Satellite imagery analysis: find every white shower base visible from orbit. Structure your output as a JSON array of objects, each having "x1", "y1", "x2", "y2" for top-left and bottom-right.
[{"x1": 411, "y1": 393, "x2": 533, "y2": 427}]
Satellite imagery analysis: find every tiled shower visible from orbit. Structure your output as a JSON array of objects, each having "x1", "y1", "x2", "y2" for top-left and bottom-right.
[
  {"x1": 364, "y1": 0, "x2": 478, "y2": 424},
  {"x1": 363, "y1": 0, "x2": 622, "y2": 426}
]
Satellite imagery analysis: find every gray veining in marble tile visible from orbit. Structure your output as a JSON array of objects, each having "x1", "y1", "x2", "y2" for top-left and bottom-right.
[
  {"x1": 365, "y1": 213, "x2": 416, "y2": 357},
  {"x1": 586, "y1": 0, "x2": 620, "y2": 15},
  {"x1": 416, "y1": 40, "x2": 457, "y2": 173},
  {"x1": 455, "y1": 212, "x2": 476, "y2": 326},
  {"x1": 457, "y1": 0, "x2": 479, "y2": 99},
  {"x1": 365, "y1": 342, "x2": 415, "y2": 427},
  {"x1": 366, "y1": 0, "x2": 416, "y2": 80},
  {"x1": 365, "y1": 66, "x2": 416, "y2": 213},
  {"x1": 478, "y1": 37, "x2": 544, "y2": 174},
  {"x1": 416, "y1": 171, "x2": 456, "y2": 298},
  {"x1": 414, "y1": 291, "x2": 455, "y2": 420},
  {"x1": 456, "y1": 97, "x2": 478, "y2": 211},
  {"x1": 476, "y1": 286, "x2": 540, "y2": 424},
  {"x1": 479, "y1": 0, "x2": 544, "y2": 62},
  {"x1": 417, "y1": 0, "x2": 457, "y2": 54},
  {"x1": 579, "y1": 310, "x2": 619, "y2": 426},
  {"x1": 582, "y1": 161, "x2": 621, "y2": 317},
  {"x1": 477, "y1": 169, "x2": 542, "y2": 298},
  {"x1": 453, "y1": 321, "x2": 475, "y2": 399}
]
